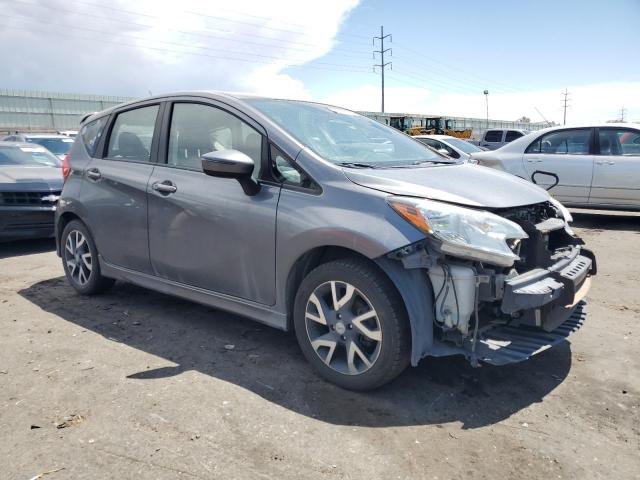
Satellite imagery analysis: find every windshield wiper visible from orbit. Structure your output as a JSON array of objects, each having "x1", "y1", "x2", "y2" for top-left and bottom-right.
[{"x1": 336, "y1": 162, "x2": 379, "y2": 169}]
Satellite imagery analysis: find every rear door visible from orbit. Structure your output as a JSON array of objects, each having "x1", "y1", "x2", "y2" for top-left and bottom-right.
[
  {"x1": 147, "y1": 99, "x2": 279, "y2": 305},
  {"x1": 522, "y1": 128, "x2": 594, "y2": 204},
  {"x1": 480, "y1": 130, "x2": 504, "y2": 150},
  {"x1": 81, "y1": 102, "x2": 163, "y2": 274},
  {"x1": 589, "y1": 127, "x2": 640, "y2": 207}
]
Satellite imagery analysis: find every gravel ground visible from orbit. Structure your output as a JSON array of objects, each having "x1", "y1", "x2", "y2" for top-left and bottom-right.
[{"x1": 0, "y1": 209, "x2": 638, "y2": 480}]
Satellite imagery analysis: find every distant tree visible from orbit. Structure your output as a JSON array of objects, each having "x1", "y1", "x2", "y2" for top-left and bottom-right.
[{"x1": 517, "y1": 116, "x2": 531, "y2": 123}]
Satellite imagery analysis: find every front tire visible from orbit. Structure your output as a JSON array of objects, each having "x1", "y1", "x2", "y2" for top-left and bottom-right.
[
  {"x1": 61, "y1": 220, "x2": 114, "y2": 295},
  {"x1": 293, "y1": 258, "x2": 410, "y2": 390}
]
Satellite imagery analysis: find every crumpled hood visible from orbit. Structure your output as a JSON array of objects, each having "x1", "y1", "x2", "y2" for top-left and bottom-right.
[
  {"x1": 0, "y1": 166, "x2": 63, "y2": 191},
  {"x1": 344, "y1": 163, "x2": 549, "y2": 209}
]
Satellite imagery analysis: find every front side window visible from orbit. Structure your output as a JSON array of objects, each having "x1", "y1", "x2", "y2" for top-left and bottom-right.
[
  {"x1": 107, "y1": 105, "x2": 159, "y2": 162},
  {"x1": 598, "y1": 128, "x2": 640, "y2": 156},
  {"x1": 484, "y1": 130, "x2": 503, "y2": 142},
  {"x1": 527, "y1": 129, "x2": 591, "y2": 155},
  {"x1": 245, "y1": 99, "x2": 447, "y2": 168},
  {"x1": 167, "y1": 103, "x2": 262, "y2": 177},
  {"x1": 505, "y1": 130, "x2": 523, "y2": 142},
  {"x1": 81, "y1": 116, "x2": 108, "y2": 157}
]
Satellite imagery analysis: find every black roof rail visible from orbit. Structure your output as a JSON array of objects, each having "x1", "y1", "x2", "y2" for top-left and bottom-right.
[{"x1": 79, "y1": 112, "x2": 97, "y2": 124}]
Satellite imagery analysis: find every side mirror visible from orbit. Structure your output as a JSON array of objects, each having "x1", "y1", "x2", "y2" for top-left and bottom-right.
[
  {"x1": 437, "y1": 148, "x2": 450, "y2": 156},
  {"x1": 201, "y1": 150, "x2": 260, "y2": 196}
]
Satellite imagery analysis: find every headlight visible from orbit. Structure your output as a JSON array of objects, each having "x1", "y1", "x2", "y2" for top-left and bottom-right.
[
  {"x1": 549, "y1": 197, "x2": 573, "y2": 223},
  {"x1": 388, "y1": 196, "x2": 528, "y2": 267}
]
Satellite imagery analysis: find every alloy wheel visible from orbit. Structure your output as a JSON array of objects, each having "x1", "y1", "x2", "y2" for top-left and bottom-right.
[
  {"x1": 305, "y1": 280, "x2": 383, "y2": 375},
  {"x1": 64, "y1": 230, "x2": 93, "y2": 286}
]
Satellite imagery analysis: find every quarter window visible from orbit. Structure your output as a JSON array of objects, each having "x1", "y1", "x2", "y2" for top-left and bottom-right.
[
  {"x1": 598, "y1": 128, "x2": 640, "y2": 156},
  {"x1": 271, "y1": 145, "x2": 309, "y2": 187},
  {"x1": 505, "y1": 130, "x2": 523, "y2": 142},
  {"x1": 106, "y1": 105, "x2": 159, "y2": 162},
  {"x1": 81, "y1": 116, "x2": 108, "y2": 157},
  {"x1": 526, "y1": 129, "x2": 591, "y2": 155},
  {"x1": 167, "y1": 103, "x2": 262, "y2": 177},
  {"x1": 484, "y1": 130, "x2": 503, "y2": 142}
]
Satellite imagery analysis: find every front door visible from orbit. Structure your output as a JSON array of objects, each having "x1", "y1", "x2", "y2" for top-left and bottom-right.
[
  {"x1": 522, "y1": 128, "x2": 594, "y2": 204},
  {"x1": 82, "y1": 103, "x2": 162, "y2": 274},
  {"x1": 589, "y1": 127, "x2": 640, "y2": 207},
  {"x1": 147, "y1": 101, "x2": 279, "y2": 305}
]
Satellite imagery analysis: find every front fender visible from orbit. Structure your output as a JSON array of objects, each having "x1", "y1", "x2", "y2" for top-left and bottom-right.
[{"x1": 375, "y1": 256, "x2": 435, "y2": 366}]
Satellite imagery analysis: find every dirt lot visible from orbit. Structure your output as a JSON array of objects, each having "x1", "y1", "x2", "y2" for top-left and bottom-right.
[{"x1": 1, "y1": 209, "x2": 638, "y2": 480}]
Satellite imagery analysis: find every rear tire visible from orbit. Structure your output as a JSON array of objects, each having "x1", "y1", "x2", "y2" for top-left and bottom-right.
[
  {"x1": 293, "y1": 258, "x2": 410, "y2": 391},
  {"x1": 61, "y1": 220, "x2": 114, "y2": 295}
]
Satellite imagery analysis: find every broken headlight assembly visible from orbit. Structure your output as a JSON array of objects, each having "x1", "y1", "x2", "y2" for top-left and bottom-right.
[{"x1": 388, "y1": 196, "x2": 528, "y2": 267}]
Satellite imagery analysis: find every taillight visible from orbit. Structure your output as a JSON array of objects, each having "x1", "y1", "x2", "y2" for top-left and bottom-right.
[{"x1": 62, "y1": 153, "x2": 71, "y2": 183}]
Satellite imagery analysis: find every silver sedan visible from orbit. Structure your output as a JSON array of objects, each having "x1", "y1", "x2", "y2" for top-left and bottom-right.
[{"x1": 470, "y1": 123, "x2": 640, "y2": 210}]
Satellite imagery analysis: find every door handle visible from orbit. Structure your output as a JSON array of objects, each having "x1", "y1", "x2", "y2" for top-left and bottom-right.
[
  {"x1": 526, "y1": 158, "x2": 542, "y2": 163},
  {"x1": 86, "y1": 168, "x2": 101, "y2": 180},
  {"x1": 152, "y1": 181, "x2": 177, "y2": 194},
  {"x1": 595, "y1": 160, "x2": 615, "y2": 165}
]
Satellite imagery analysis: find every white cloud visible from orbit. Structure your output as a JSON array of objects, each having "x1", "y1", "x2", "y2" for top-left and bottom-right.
[
  {"x1": 0, "y1": 0, "x2": 359, "y2": 97},
  {"x1": 321, "y1": 81, "x2": 640, "y2": 124}
]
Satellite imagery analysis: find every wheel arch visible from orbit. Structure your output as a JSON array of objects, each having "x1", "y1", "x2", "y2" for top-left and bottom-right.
[
  {"x1": 56, "y1": 211, "x2": 82, "y2": 256},
  {"x1": 284, "y1": 245, "x2": 436, "y2": 366}
]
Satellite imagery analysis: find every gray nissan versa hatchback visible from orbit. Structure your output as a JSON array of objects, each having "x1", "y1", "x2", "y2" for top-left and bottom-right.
[{"x1": 55, "y1": 92, "x2": 596, "y2": 390}]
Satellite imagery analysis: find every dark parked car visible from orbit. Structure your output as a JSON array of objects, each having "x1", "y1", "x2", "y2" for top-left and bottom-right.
[
  {"x1": 2, "y1": 133, "x2": 75, "y2": 160},
  {"x1": 55, "y1": 92, "x2": 596, "y2": 390},
  {"x1": 0, "y1": 142, "x2": 62, "y2": 241}
]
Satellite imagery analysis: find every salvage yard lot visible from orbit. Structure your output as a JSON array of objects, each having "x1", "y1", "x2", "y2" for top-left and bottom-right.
[{"x1": 0, "y1": 210, "x2": 638, "y2": 480}]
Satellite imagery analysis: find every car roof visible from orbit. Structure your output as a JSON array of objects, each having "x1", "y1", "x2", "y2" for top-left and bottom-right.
[
  {"x1": 413, "y1": 134, "x2": 456, "y2": 140},
  {"x1": 80, "y1": 90, "x2": 354, "y2": 125}
]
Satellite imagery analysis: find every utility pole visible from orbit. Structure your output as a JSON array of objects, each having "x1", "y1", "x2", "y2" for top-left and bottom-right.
[
  {"x1": 483, "y1": 90, "x2": 489, "y2": 129},
  {"x1": 619, "y1": 106, "x2": 627, "y2": 122},
  {"x1": 373, "y1": 26, "x2": 392, "y2": 113},
  {"x1": 561, "y1": 88, "x2": 570, "y2": 125}
]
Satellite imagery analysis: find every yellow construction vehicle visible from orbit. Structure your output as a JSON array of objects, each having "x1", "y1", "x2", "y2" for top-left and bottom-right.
[
  {"x1": 405, "y1": 126, "x2": 435, "y2": 136},
  {"x1": 423, "y1": 117, "x2": 472, "y2": 139}
]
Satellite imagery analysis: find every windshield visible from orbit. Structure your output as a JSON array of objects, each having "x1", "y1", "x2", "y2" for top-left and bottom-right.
[
  {"x1": 27, "y1": 137, "x2": 74, "y2": 155},
  {"x1": 444, "y1": 137, "x2": 484, "y2": 154},
  {"x1": 245, "y1": 99, "x2": 451, "y2": 167},
  {"x1": 0, "y1": 145, "x2": 61, "y2": 167}
]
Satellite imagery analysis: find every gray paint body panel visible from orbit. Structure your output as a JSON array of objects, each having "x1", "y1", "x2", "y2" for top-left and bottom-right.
[{"x1": 56, "y1": 91, "x2": 562, "y2": 366}]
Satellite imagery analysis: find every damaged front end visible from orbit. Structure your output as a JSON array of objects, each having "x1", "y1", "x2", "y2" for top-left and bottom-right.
[{"x1": 386, "y1": 198, "x2": 596, "y2": 367}]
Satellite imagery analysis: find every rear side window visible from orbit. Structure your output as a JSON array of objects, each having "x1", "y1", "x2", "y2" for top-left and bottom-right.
[
  {"x1": 484, "y1": 130, "x2": 503, "y2": 142},
  {"x1": 505, "y1": 130, "x2": 523, "y2": 142},
  {"x1": 598, "y1": 128, "x2": 640, "y2": 156},
  {"x1": 107, "y1": 105, "x2": 159, "y2": 162},
  {"x1": 80, "y1": 117, "x2": 108, "y2": 157}
]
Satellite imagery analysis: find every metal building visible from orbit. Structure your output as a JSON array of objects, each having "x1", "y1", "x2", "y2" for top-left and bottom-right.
[
  {"x1": 0, "y1": 89, "x2": 547, "y2": 138},
  {"x1": 0, "y1": 89, "x2": 133, "y2": 134}
]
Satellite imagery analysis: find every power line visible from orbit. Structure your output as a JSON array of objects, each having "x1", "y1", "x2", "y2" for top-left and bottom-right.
[
  {"x1": 373, "y1": 26, "x2": 392, "y2": 113},
  {"x1": 561, "y1": 88, "x2": 571, "y2": 125},
  {"x1": 6, "y1": 0, "x2": 371, "y2": 57},
  {"x1": 0, "y1": 23, "x2": 372, "y2": 75},
  {"x1": 0, "y1": 14, "x2": 373, "y2": 71}
]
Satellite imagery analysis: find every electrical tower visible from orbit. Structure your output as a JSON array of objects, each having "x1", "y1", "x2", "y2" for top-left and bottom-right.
[
  {"x1": 373, "y1": 26, "x2": 392, "y2": 113},
  {"x1": 619, "y1": 107, "x2": 627, "y2": 122},
  {"x1": 561, "y1": 88, "x2": 570, "y2": 125}
]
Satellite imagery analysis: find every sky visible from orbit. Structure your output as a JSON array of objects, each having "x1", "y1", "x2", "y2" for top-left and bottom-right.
[{"x1": 1, "y1": 0, "x2": 639, "y2": 124}]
